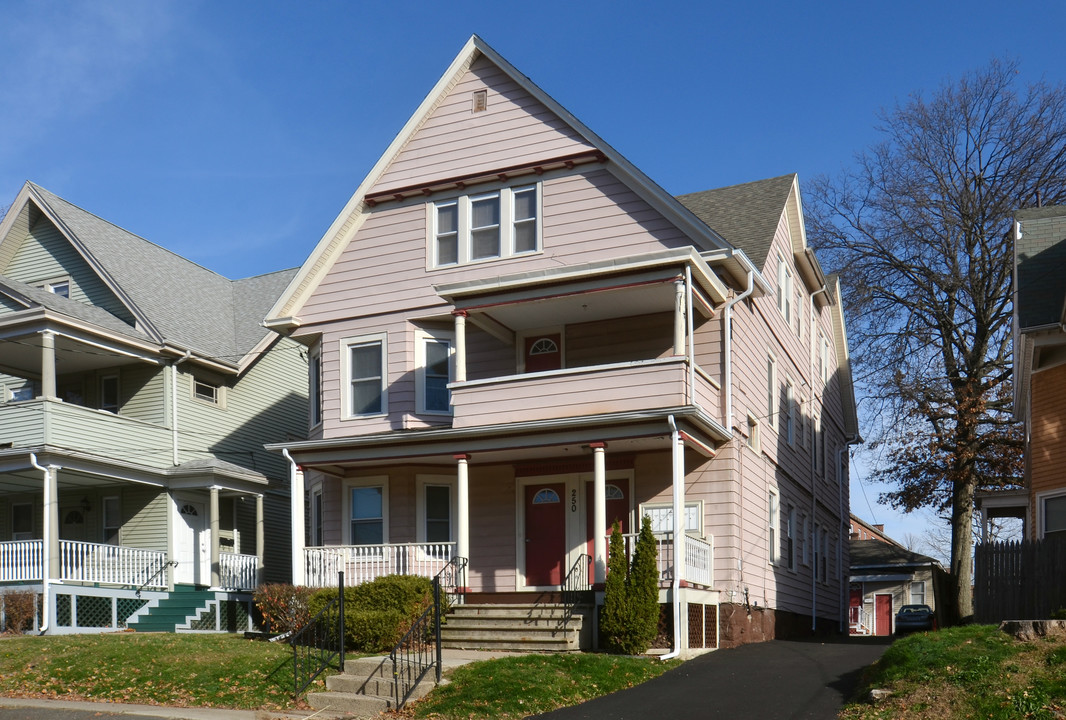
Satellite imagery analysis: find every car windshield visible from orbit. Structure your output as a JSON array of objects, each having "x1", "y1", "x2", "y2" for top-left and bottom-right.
[{"x1": 899, "y1": 605, "x2": 928, "y2": 613}]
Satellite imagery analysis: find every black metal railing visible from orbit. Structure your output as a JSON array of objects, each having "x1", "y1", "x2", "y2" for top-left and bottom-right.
[
  {"x1": 388, "y1": 556, "x2": 468, "y2": 709},
  {"x1": 291, "y1": 572, "x2": 345, "y2": 697},
  {"x1": 560, "y1": 554, "x2": 592, "y2": 630},
  {"x1": 135, "y1": 559, "x2": 178, "y2": 598}
]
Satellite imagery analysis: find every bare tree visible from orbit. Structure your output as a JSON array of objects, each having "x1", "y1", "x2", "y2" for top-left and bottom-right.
[{"x1": 806, "y1": 59, "x2": 1066, "y2": 621}]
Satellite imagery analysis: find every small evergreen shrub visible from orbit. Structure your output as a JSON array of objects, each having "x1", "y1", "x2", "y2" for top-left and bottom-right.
[
  {"x1": 2, "y1": 590, "x2": 37, "y2": 634},
  {"x1": 627, "y1": 514, "x2": 661, "y2": 653},
  {"x1": 252, "y1": 584, "x2": 313, "y2": 634},
  {"x1": 599, "y1": 521, "x2": 631, "y2": 654}
]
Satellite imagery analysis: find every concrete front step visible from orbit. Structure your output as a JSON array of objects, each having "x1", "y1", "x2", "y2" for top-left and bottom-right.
[
  {"x1": 441, "y1": 603, "x2": 592, "y2": 652},
  {"x1": 306, "y1": 655, "x2": 438, "y2": 715}
]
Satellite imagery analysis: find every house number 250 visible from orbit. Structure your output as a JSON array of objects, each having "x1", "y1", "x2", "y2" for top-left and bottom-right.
[{"x1": 571, "y1": 489, "x2": 578, "y2": 512}]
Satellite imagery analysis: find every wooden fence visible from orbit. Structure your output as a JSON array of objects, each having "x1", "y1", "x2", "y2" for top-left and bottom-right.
[{"x1": 974, "y1": 537, "x2": 1066, "y2": 623}]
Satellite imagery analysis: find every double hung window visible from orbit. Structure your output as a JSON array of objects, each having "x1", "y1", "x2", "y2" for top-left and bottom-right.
[
  {"x1": 348, "y1": 480, "x2": 387, "y2": 545},
  {"x1": 432, "y1": 184, "x2": 540, "y2": 267},
  {"x1": 777, "y1": 254, "x2": 793, "y2": 323},
  {"x1": 343, "y1": 334, "x2": 387, "y2": 417},
  {"x1": 416, "y1": 331, "x2": 454, "y2": 415}
]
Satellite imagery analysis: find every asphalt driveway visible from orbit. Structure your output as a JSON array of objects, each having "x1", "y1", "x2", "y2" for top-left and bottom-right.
[{"x1": 534, "y1": 637, "x2": 891, "y2": 720}]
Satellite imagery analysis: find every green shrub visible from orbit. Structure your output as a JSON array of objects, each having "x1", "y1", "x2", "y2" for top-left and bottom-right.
[
  {"x1": 599, "y1": 521, "x2": 631, "y2": 654},
  {"x1": 252, "y1": 584, "x2": 313, "y2": 634},
  {"x1": 308, "y1": 575, "x2": 435, "y2": 653},
  {"x1": 627, "y1": 515, "x2": 660, "y2": 654},
  {"x1": 1050, "y1": 607, "x2": 1066, "y2": 620}
]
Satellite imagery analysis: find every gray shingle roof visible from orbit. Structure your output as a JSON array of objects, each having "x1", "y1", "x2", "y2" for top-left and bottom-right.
[
  {"x1": 25, "y1": 183, "x2": 296, "y2": 363},
  {"x1": 850, "y1": 539, "x2": 940, "y2": 568},
  {"x1": 1015, "y1": 205, "x2": 1066, "y2": 331},
  {"x1": 675, "y1": 174, "x2": 796, "y2": 268},
  {"x1": 0, "y1": 274, "x2": 153, "y2": 342}
]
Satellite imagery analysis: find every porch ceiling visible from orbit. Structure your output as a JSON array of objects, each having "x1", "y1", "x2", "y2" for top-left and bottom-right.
[
  {"x1": 0, "y1": 330, "x2": 155, "y2": 377},
  {"x1": 0, "y1": 467, "x2": 126, "y2": 494}
]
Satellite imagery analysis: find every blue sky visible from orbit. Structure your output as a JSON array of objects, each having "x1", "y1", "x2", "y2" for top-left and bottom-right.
[{"x1": 3, "y1": 0, "x2": 1062, "y2": 555}]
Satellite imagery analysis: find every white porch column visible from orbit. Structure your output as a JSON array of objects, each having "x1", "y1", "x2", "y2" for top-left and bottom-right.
[
  {"x1": 672, "y1": 433, "x2": 686, "y2": 584},
  {"x1": 40, "y1": 330, "x2": 57, "y2": 400},
  {"x1": 284, "y1": 450, "x2": 305, "y2": 585},
  {"x1": 455, "y1": 454, "x2": 470, "y2": 567},
  {"x1": 255, "y1": 494, "x2": 265, "y2": 587},
  {"x1": 673, "y1": 280, "x2": 686, "y2": 356},
  {"x1": 453, "y1": 311, "x2": 467, "y2": 383},
  {"x1": 43, "y1": 464, "x2": 59, "y2": 580},
  {"x1": 209, "y1": 486, "x2": 220, "y2": 588},
  {"x1": 591, "y1": 442, "x2": 607, "y2": 586}
]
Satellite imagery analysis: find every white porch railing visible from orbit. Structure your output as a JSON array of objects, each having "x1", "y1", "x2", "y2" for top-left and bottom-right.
[
  {"x1": 59, "y1": 541, "x2": 169, "y2": 589},
  {"x1": 0, "y1": 540, "x2": 43, "y2": 582},
  {"x1": 617, "y1": 532, "x2": 714, "y2": 588},
  {"x1": 849, "y1": 606, "x2": 874, "y2": 635},
  {"x1": 304, "y1": 543, "x2": 456, "y2": 587},
  {"x1": 219, "y1": 552, "x2": 258, "y2": 590}
]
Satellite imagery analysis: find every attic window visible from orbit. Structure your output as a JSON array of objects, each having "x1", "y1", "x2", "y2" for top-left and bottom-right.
[
  {"x1": 42, "y1": 278, "x2": 70, "y2": 299},
  {"x1": 472, "y1": 90, "x2": 488, "y2": 113},
  {"x1": 193, "y1": 378, "x2": 221, "y2": 405}
]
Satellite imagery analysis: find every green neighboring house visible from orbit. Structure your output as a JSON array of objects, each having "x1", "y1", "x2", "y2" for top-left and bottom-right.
[{"x1": 0, "y1": 182, "x2": 307, "y2": 633}]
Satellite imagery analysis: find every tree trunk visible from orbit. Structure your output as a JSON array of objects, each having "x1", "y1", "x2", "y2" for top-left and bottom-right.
[{"x1": 949, "y1": 475, "x2": 976, "y2": 621}]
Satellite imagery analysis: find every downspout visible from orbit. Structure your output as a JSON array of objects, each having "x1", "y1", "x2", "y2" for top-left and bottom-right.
[
  {"x1": 809, "y1": 286, "x2": 828, "y2": 632},
  {"x1": 171, "y1": 350, "x2": 192, "y2": 465},
  {"x1": 722, "y1": 271, "x2": 755, "y2": 430},
  {"x1": 29, "y1": 453, "x2": 52, "y2": 634},
  {"x1": 662, "y1": 415, "x2": 684, "y2": 660}
]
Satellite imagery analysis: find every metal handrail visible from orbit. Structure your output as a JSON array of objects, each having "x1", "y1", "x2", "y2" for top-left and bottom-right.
[
  {"x1": 388, "y1": 556, "x2": 468, "y2": 709},
  {"x1": 135, "y1": 559, "x2": 177, "y2": 598},
  {"x1": 291, "y1": 572, "x2": 345, "y2": 697},
  {"x1": 560, "y1": 554, "x2": 592, "y2": 631}
]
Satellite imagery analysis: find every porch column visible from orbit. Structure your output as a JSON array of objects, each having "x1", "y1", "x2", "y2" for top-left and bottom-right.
[
  {"x1": 591, "y1": 442, "x2": 607, "y2": 587},
  {"x1": 255, "y1": 494, "x2": 265, "y2": 587},
  {"x1": 672, "y1": 433, "x2": 686, "y2": 585},
  {"x1": 40, "y1": 330, "x2": 57, "y2": 400},
  {"x1": 673, "y1": 280, "x2": 686, "y2": 356},
  {"x1": 453, "y1": 311, "x2": 467, "y2": 383},
  {"x1": 209, "y1": 487, "x2": 220, "y2": 588},
  {"x1": 288, "y1": 455, "x2": 306, "y2": 586},
  {"x1": 455, "y1": 454, "x2": 470, "y2": 564},
  {"x1": 43, "y1": 464, "x2": 59, "y2": 580}
]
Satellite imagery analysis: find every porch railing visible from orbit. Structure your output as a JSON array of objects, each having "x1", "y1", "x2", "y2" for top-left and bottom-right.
[
  {"x1": 0, "y1": 540, "x2": 43, "y2": 582},
  {"x1": 59, "y1": 541, "x2": 169, "y2": 589},
  {"x1": 617, "y1": 532, "x2": 714, "y2": 588},
  {"x1": 304, "y1": 543, "x2": 456, "y2": 587},
  {"x1": 219, "y1": 552, "x2": 258, "y2": 590}
]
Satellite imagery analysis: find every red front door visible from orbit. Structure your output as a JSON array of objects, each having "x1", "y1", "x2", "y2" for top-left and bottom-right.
[
  {"x1": 525, "y1": 483, "x2": 566, "y2": 586},
  {"x1": 585, "y1": 481, "x2": 629, "y2": 584},
  {"x1": 524, "y1": 334, "x2": 561, "y2": 373},
  {"x1": 875, "y1": 594, "x2": 893, "y2": 636}
]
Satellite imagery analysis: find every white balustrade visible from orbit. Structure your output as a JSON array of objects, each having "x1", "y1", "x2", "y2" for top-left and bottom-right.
[
  {"x1": 614, "y1": 532, "x2": 713, "y2": 588},
  {"x1": 0, "y1": 540, "x2": 43, "y2": 582},
  {"x1": 219, "y1": 552, "x2": 258, "y2": 590},
  {"x1": 59, "y1": 540, "x2": 169, "y2": 589},
  {"x1": 304, "y1": 542, "x2": 455, "y2": 587}
]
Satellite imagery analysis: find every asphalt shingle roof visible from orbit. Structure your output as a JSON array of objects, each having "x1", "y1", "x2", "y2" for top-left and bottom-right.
[
  {"x1": 850, "y1": 539, "x2": 940, "y2": 568},
  {"x1": 676, "y1": 174, "x2": 796, "y2": 268},
  {"x1": 1015, "y1": 205, "x2": 1066, "y2": 331},
  {"x1": 24, "y1": 183, "x2": 296, "y2": 363}
]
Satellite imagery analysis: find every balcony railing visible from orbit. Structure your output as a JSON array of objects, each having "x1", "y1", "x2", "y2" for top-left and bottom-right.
[
  {"x1": 60, "y1": 541, "x2": 170, "y2": 589},
  {"x1": 615, "y1": 532, "x2": 714, "y2": 588},
  {"x1": 450, "y1": 358, "x2": 720, "y2": 429},
  {"x1": 0, "y1": 540, "x2": 170, "y2": 589},
  {"x1": 219, "y1": 552, "x2": 259, "y2": 591},
  {"x1": 304, "y1": 543, "x2": 456, "y2": 588}
]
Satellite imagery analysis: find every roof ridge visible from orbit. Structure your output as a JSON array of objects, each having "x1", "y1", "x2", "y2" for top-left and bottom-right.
[{"x1": 675, "y1": 172, "x2": 797, "y2": 200}]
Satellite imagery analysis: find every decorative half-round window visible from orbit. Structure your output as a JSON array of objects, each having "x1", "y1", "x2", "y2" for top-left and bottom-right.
[
  {"x1": 180, "y1": 504, "x2": 199, "y2": 516},
  {"x1": 532, "y1": 488, "x2": 561, "y2": 504},
  {"x1": 605, "y1": 484, "x2": 624, "y2": 500},
  {"x1": 63, "y1": 510, "x2": 85, "y2": 525},
  {"x1": 529, "y1": 338, "x2": 559, "y2": 355}
]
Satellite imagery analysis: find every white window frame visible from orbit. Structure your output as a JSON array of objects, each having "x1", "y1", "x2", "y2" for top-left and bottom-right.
[
  {"x1": 768, "y1": 490, "x2": 779, "y2": 565},
  {"x1": 310, "y1": 486, "x2": 324, "y2": 547},
  {"x1": 8, "y1": 381, "x2": 37, "y2": 402},
  {"x1": 910, "y1": 580, "x2": 926, "y2": 605},
  {"x1": 191, "y1": 377, "x2": 224, "y2": 408},
  {"x1": 785, "y1": 378, "x2": 795, "y2": 445},
  {"x1": 767, "y1": 354, "x2": 777, "y2": 428},
  {"x1": 415, "y1": 329, "x2": 454, "y2": 415},
  {"x1": 1038, "y1": 489, "x2": 1066, "y2": 539},
  {"x1": 344, "y1": 476, "x2": 389, "y2": 546},
  {"x1": 100, "y1": 374, "x2": 120, "y2": 413},
  {"x1": 309, "y1": 343, "x2": 322, "y2": 428},
  {"x1": 639, "y1": 500, "x2": 703, "y2": 537},
  {"x1": 777, "y1": 253, "x2": 793, "y2": 323},
  {"x1": 341, "y1": 333, "x2": 388, "y2": 419},
  {"x1": 416, "y1": 475, "x2": 458, "y2": 544},
  {"x1": 103, "y1": 495, "x2": 120, "y2": 545},
  {"x1": 429, "y1": 183, "x2": 542, "y2": 268},
  {"x1": 746, "y1": 413, "x2": 761, "y2": 454},
  {"x1": 41, "y1": 276, "x2": 71, "y2": 299},
  {"x1": 786, "y1": 505, "x2": 796, "y2": 571}
]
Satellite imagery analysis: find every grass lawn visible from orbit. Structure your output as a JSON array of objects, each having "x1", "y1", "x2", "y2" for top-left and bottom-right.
[
  {"x1": 405, "y1": 653, "x2": 681, "y2": 720},
  {"x1": 0, "y1": 633, "x2": 305, "y2": 711},
  {"x1": 840, "y1": 625, "x2": 1066, "y2": 720}
]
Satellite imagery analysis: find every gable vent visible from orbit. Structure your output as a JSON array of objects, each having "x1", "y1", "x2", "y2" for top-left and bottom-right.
[{"x1": 472, "y1": 89, "x2": 487, "y2": 113}]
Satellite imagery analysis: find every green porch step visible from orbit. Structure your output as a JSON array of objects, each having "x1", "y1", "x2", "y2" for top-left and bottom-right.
[{"x1": 128, "y1": 585, "x2": 216, "y2": 632}]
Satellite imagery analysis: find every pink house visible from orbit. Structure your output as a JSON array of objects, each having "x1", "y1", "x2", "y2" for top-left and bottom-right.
[{"x1": 265, "y1": 36, "x2": 859, "y2": 653}]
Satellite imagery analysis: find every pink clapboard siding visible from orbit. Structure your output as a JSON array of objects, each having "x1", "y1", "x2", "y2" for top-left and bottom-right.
[
  {"x1": 374, "y1": 55, "x2": 595, "y2": 192},
  {"x1": 450, "y1": 359, "x2": 689, "y2": 429}
]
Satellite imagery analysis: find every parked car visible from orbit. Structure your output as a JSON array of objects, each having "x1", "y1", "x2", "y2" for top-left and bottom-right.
[{"x1": 895, "y1": 604, "x2": 935, "y2": 634}]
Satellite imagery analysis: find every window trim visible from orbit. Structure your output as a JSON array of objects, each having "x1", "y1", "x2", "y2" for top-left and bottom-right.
[
  {"x1": 343, "y1": 476, "x2": 389, "y2": 546},
  {"x1": 1038, "y1": 489, "x2": 1066, "y2": 539},
  {"x1": 309, "y1": 343, "x2": 322, "y2": 428},
  {"x1": 415, "y1": 474, "x2": 457, "y2": 544},
  {"x1": 428, "y1": 182, "x2": 542, "y2": 269},
  {"x1": 415, "y1": 329, "x2": 454, "y2": 416},
  {"x1": 784, "y1": 378, "x2": 795, "y2": 445},
  {"x1": 777, "y1": 253, "x2": 793, "y2": 323},
  {"x1": 767, "y1": 354, "x2": 777, "y2": 428},
  {"x1": 786, "y1": 505, "x2": 796, "y2": 571},
  {"x1": 639, "y1": 500, "x2": 703, "y2": 538},
  {"x1": 341, "y1": 333, "x2": 388, "y2": 419},
  {"x1": 102, "y1": 495, "x2": 120, "y2": 545},
  {"x1": 41, "y1": 276, "x2": 71, "y2": 299},
  {"x1": 768, "y1": 490, "x2": 779, "y2": 565},
  {"x1": 910, "y1": 580, "x2": 926, "y2": 605},
  {"x1": 746, "y1": 413, "x2": 761, "y2": 454},
  {"x1": 100, "y1": 374, "x2": 120, "y2": 413},
  {"x1": 191, "y1": 377, "x2": 224, "y2": 408},
  {"x1": 310, "y1": 485, "x2": 324, "y2": 547}
]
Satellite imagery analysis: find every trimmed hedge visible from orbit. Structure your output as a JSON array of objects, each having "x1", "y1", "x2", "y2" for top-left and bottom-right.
[{"x1": 307, "y1": 574, "x2": 435, "y2": 653}]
